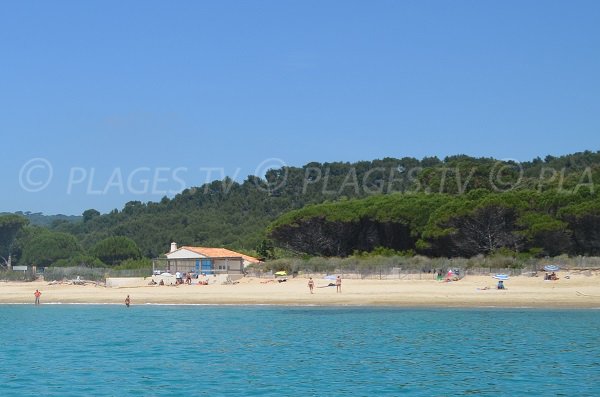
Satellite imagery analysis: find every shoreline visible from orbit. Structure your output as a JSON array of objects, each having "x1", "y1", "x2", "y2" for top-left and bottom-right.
[
  {"x1": 1, "y1": 302, "x2": 599, "y2": 309},
  {"x1": 1, "y1": 275, "x2": 599, "y2": 309},
  {"x1": 1, "y1": 303, "x2": 599, "y2": 310}
]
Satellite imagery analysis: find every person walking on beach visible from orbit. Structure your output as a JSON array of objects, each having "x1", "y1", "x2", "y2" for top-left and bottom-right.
[
  {"x1": 308, "y1": 277, "x2": 314, "y2": 294},
  {"x1": 125, "y1": 295, "x2": 130, "y2": 307},
  {"x1": 336, "y1": 276, "x2": 342, "y2": 293},
  {"x1": 34, "y1": 289, "x2": 41, "y2": 305}
]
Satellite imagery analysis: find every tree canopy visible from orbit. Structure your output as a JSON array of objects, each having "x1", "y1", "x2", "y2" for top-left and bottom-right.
[
  {"x1": 269, "y1": 189, "x2": 600, "y2": 258},
  {"x1": 7, "y1": 150, "x2": 600, "y2": 265},
  {"x1": 0, "y1": 214, "x2": 29, "y2": 266},
  {"x1": 91, "y1": 236, "x2": 141, "y2": 265},
  {"x1": 20, "y1": 231, "x2": 81, "y2": 267}
]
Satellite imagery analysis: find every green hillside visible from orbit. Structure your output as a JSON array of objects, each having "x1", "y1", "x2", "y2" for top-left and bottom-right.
[{"x1": 2, "y1": 151, "x2": 599, "y2": 267}]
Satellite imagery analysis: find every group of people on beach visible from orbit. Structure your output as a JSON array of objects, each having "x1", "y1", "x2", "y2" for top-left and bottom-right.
[
  {"x1": 174, "y1": 272, "x2": 195, "y2": 285},
  {"x1": 307, "y1": 275, "x2": 342, "y2": 294},
  {"x1": 173, "y1": 272, "x2": 186, "y2": 285},
  {"x1": 545, "y1": 272, "x2": 559, "y2": 281}
]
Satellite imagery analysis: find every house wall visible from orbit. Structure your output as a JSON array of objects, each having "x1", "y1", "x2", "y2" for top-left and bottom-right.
[
  {"x1": 166, "y1": 249, "x2": 203, "y2": 259},
  {"x1": 214, "y1": 258, "x2": 243, "y2": 273},
  {"x1": 161, "y1": 258, "x2": 244, "y2": 274},
  {"x1": 164, "y1": 249, "x2": 258, "y2": 269}
]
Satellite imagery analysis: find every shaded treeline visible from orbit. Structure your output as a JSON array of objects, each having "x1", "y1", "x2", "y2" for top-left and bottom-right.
[{"x1": 268, "y1": 189, "x2": 600, "y2": 258}]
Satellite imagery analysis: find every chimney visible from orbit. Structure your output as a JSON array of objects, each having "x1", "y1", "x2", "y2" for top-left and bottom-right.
[{"x1": 170, "y1": 242, "x2": 178, "y2": 253}]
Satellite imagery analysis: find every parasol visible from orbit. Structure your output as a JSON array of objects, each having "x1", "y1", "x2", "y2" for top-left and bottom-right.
[{"x1": 543, "y1": 265, "x2": 560, "y2": 272}]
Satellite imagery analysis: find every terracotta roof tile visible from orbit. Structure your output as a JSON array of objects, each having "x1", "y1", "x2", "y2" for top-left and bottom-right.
[{"x1": 179, "y1": 246, "x2": 261, "y2": 263}]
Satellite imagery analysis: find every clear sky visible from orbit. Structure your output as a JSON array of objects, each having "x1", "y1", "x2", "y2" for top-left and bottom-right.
[{"x1": 1, "y1": 0, "x2": 599, "y2": 215}]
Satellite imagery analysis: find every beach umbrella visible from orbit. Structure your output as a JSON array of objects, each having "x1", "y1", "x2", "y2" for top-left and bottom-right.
[
  {"x1": 493, "y1": 274, "x2": 509, "y2": 280},
  {"x1": 543, "y1": 265, "x2": 560, "y2": 272},
  {"x1": 274, "y1": 271, "x2": 287, "y2": 276},
  {"x1": 324, "y1": 275, "x2": 337, "y2": 280}
]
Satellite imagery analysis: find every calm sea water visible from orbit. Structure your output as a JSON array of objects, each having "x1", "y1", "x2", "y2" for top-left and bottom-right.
[{"x1": 0, "y1": 305, "x2": 598, "y2": 396}]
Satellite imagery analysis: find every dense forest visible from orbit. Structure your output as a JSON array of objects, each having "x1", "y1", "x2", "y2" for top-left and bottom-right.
[
  {"x1": 1, "y1": 151, "x2": 599, "y2": 268},
  {"x1": 268, "y1": 189, "x2": 600, "y2": 257}
]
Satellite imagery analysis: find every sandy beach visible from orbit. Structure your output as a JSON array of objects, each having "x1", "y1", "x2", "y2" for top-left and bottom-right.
[{"x1": 1, "y1": 272, "x2": 599, "y2": 308}]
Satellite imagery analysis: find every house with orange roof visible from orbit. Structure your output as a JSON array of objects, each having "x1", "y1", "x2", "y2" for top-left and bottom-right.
[{"x1": 157, "y1": 242, "x2": 261, "y2": 275}]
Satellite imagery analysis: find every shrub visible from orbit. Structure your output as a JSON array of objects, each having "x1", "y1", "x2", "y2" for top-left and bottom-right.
[
  {"x1": 113, "y1": 258, "x2": 152, "y2": 270},
  {"x1": 53, "y1": 254, "x2": 105, "y2": 268},
  {"x1": 42, "y1": 266, "x2": 107, "y2": 282},
  {"x1": 0, "y1": 270, "x2": 37, "y2": 282}
]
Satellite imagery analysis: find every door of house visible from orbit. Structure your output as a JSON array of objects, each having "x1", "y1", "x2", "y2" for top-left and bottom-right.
[{"x1": 201, "y1": 259, "x2": 213, "y2": 275}]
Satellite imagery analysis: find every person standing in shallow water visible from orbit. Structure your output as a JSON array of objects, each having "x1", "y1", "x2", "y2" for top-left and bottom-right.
[
  {"x1": 336, "y1": 276, "x2": 342, "y2": 293},
  {"x1": 308, "y1": 277, "x2": 314, "y2": 294},
  {"x1": 34, "y1": 289, "x2": 41, "y2": 305},
  {"x1": 125, "y1": 295, "x2": 130, "y2": 307}
]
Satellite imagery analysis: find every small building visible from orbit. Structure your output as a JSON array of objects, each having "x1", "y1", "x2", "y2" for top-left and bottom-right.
[{"x1": 153, "y1": 242, "x2": 261, "y2": 275}]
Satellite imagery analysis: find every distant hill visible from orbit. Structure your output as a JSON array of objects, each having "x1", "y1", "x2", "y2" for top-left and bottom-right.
[{"x1": 1, "y1": 212, "x2": 82, "y2": 227}]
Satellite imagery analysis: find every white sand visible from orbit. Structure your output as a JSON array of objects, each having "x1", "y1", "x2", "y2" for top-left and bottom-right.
[{"x1": 2, "y1": 272, "x2": 599, "y2": 308}]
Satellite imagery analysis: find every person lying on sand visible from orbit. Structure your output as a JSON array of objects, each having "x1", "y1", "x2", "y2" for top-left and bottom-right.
[{"x1": 317, "y1": 283, "x2": 336, "y2": 288}]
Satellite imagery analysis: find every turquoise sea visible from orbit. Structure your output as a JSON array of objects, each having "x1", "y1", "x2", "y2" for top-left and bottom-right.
[{"x1": 0, "y1": 305, "x2": 599, "y2": 396}]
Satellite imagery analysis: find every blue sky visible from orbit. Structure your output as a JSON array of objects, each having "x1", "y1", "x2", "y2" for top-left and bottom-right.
[{"x1": 1, "y1": 0, "x2": 599, "y2": 215}]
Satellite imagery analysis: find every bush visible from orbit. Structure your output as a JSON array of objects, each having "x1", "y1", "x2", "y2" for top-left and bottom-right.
[
  {"x1": 305, "y1": 257, "x2": 334, "y2": 272},
  {"x1": 43, "y1": 266, "x2": 106, "y2": 282},
  {"x1": 259, "y1": 254, "x2": 600, "y2": 277},
  {"x1": 91, "y1": 236, "x2": 141, "y2": 266},
  {"x1": 261, "y1": 259, "x2": 293, "y2": 274},
  {"x1": 113, "y1": 258, "x2": 152, "y2": 270},
  {"x1": 0, "y1": 270, "x2": 37, "y2": 282},
  {"x1": 53, "y1": 254, "x2": 105, "y2": 268}
]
